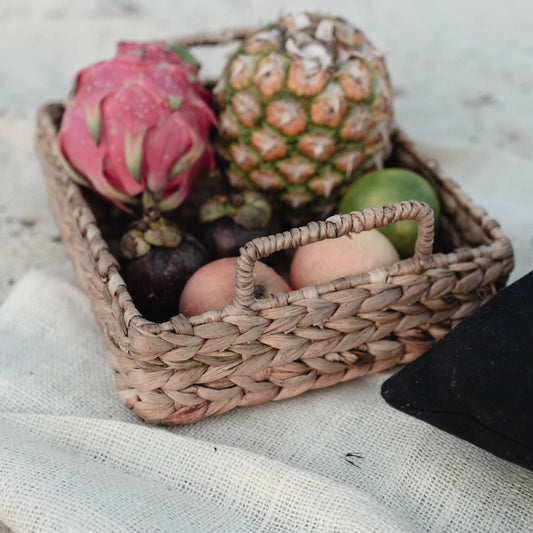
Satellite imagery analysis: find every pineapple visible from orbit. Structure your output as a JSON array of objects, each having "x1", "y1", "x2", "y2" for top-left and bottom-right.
[{"x1": 214, "y1": 12, "x2": 394, "y2": 223}]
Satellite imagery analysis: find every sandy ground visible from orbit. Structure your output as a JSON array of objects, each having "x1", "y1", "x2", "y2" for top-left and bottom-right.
[{"x1": 1, "y1": 0, "x2": 532, "y2": 302}]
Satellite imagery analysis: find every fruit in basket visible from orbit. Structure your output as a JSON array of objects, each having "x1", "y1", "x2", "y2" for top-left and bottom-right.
[
  {"x1": 58, "y1": 41, "x2": 215, "y2": 214},
  {"x1": 339, "y1": 168, "x2": 440, "y2": 258},
  {"x1": 213, "y1": 12, "x2": 394, "y2": 223},
  {"x1": 179, "y1": 257, "x2": 291, "y2": 317},
  {"x1": 199, "y1": 190, "x2": 278, "y2": 258},
  {"x1": 289, "y1": 229, "x2": 399, "y2": 289},
  {"x1": 120, "y1": 207, "x2": 209, "y2": 322}
]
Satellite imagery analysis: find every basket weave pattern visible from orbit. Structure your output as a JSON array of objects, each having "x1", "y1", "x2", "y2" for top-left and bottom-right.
[{"x1": 36, "y1": 94, "x2": 513, "y2": 424}]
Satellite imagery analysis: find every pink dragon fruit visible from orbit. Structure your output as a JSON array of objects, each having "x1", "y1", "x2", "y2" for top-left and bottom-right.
[{"x1": 58, "y1": 41, "x2": 215, "y2": 213}]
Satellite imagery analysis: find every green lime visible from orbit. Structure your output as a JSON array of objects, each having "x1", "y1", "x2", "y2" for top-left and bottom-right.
[{"x1": 339, "y1": 168, "x2": 440, "y2": 258}]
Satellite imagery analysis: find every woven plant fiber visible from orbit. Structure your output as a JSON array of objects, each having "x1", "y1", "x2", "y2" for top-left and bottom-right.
[{"x1": 34, "y1": 31, "x2": 514, "y2": 425}]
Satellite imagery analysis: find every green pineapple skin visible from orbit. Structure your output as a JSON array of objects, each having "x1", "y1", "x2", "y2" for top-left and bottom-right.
[{"x1": 214, "y1": 14, "x2": 394, "y2": 224}]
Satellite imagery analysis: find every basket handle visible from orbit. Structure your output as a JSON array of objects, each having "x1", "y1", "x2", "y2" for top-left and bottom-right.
[{"x1": 232, "y1": 200, "x2": 435, "y2": 309}]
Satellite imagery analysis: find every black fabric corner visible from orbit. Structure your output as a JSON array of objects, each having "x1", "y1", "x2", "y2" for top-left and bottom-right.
[{"x1": 381, "y1": 270, "x2": 533, "y2": 471}]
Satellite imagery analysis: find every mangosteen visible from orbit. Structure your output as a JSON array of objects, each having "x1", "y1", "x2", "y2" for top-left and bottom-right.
[
  {"x1": 120, "y1": 207, "x2": 209, "y2": 323},
  {"x1": 199, "y1": 190, "x2": 278, "y2": 258}
]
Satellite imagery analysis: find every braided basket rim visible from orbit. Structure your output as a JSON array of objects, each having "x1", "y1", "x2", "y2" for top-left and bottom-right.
[{"x1": 33, "y1": 27, "x2": 515, "y2": 424}]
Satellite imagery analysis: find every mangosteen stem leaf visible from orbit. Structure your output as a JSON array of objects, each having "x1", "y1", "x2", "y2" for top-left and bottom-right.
[
  {"x1": 144, "y1": 226, "x2": 182, "y2": 248},
  {"x1": 234, "y1": 201, "x2": 271, "y2": 230},
  {"x1": 120, "y1": 229, "x2": 151, "y2": 259},
  {"x1": 199, "y1": 196, "x2": 237, "y2": 223}
]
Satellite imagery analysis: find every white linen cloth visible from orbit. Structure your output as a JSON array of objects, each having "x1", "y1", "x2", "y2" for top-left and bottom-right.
[{"x1": 1, "y1": 144, "x2": 532, "y2": 532}]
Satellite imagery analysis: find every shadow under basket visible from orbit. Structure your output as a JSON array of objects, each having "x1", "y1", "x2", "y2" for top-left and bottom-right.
[{"x1": 35, "y1": 98, "x2": 514, "y2": 425}]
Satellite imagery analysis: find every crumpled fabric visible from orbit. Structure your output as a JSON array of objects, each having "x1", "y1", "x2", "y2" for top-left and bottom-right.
[{"x1": 1, "y1": 144, "x2": 533, "y2": 532}]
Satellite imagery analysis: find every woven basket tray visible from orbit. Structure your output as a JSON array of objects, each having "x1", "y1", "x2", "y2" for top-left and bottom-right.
[{"x1": 35, "y1": 31, "x2": 514, "y2": 425}]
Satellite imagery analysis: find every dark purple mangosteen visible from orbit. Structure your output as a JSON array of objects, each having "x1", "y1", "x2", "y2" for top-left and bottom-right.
[
  {"x1": 199, "y1": 190, "x2": 278, "y2": 258},
  {"x1": 119, "y1": 207, "x2": 209, "y2": 323}
]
